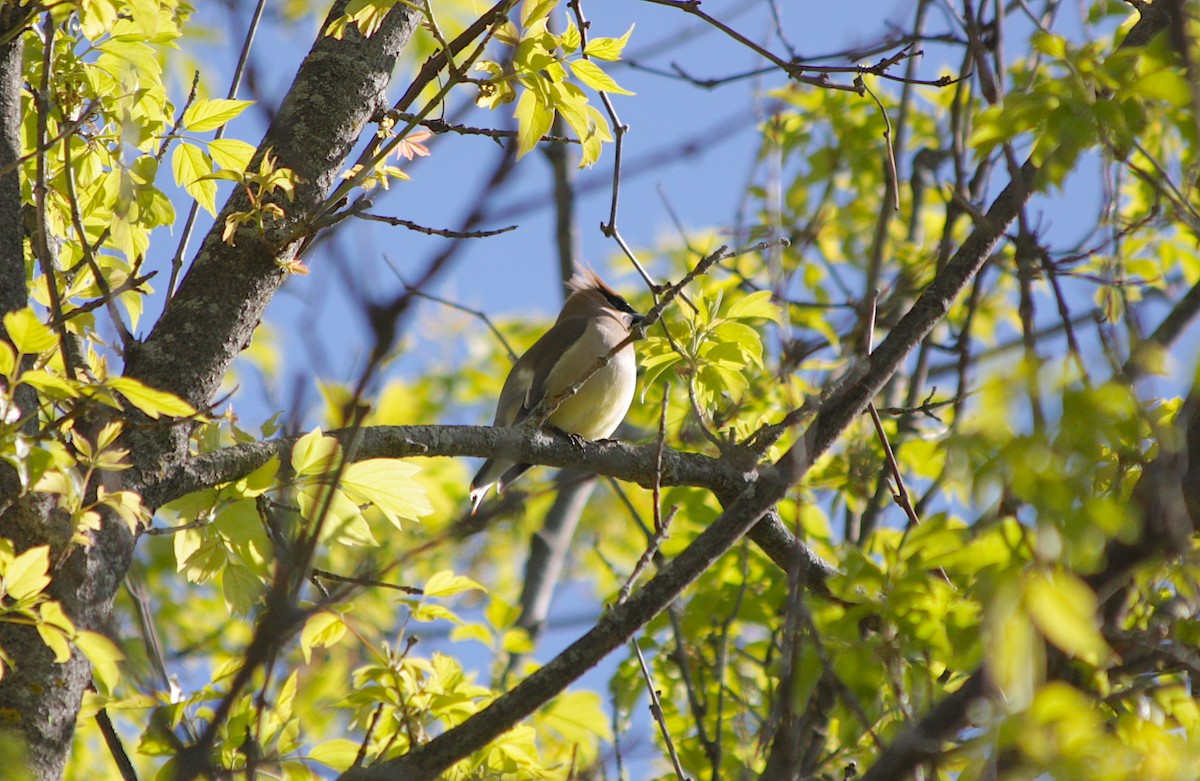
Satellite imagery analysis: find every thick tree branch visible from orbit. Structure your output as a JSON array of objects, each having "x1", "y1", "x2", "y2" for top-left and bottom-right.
[
  {"x1": 124, "y1": 1, "x2": 420, "y2": 424},
  {"x1": 146, "y1": 425, "x2": 746, "y2": 509}
]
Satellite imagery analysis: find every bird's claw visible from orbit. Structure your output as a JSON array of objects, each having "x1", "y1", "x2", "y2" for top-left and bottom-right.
[{"x1": 549, "y1": 426, "x2": 588, "y2": 448}]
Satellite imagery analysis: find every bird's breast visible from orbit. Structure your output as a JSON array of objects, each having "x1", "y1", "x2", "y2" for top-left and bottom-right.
[{"x1": 546, "y1": 344, "x2": 637, "y2": 440}]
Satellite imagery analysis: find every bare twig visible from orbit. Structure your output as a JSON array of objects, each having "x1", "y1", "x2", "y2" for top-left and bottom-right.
[
  {"x1": 567, "y1": 0, "x2": 660, "y2": 294},
  {"x1": 630, "y1": 638, "x2": 691, "y2": 781},
  {"x1": 356, "y1": 212, "x2": 516, "y2": 238}
]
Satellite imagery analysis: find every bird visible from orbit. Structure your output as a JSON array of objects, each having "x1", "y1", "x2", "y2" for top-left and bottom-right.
[{"x1": 469, "y1": 269, "x2": 644, "y2": 514}]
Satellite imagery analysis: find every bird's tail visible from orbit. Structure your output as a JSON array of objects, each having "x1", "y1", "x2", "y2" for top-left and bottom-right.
[{"x1": 468, "y1": 459, "x2": 531, "y2": 515}]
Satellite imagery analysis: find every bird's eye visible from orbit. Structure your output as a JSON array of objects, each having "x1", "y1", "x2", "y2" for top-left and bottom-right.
[{"x1": 603, "y1": 290, "x2": 638, "y2": 315}]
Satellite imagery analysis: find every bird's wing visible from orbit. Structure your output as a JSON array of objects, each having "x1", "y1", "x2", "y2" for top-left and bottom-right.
[{"x1": 501, "y1": 316, "x2": 588, "y2": 427}]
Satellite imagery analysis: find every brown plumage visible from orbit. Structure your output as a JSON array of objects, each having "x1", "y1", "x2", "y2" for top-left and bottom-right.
[{"x1": 469, "y1": 270, "x2": 643, "y2": 514}]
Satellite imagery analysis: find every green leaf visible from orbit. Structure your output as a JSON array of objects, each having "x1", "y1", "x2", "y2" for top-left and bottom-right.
[
  {"x1": 222, "y1": 564, "x2": 262, "y2": 615},
  {"x1": 3, "y1": 308, "x2": 58, "y2": 354},
  {"x1": 291, "y1": 429, "x2": 341, "y2": 476},
  {"x1": 341, "y1": 458, "x2": 433, "y2": 527},
  {"x1": 569, "y1": 59, "x2": 634, "y2": 95},
  {"x1": 1131, "y1": 68, "x2": 1191, "y2": 106},
  {"x1": 300, "y1": 611, "x2": 347, "y2": 664},
  {"x1": 182, "y1": 98, "x2": 253, "y2": 132},
  {"x1": 309, "y1": 738, "x2": 361, "y2": 771},
  {"x1": 424, "y1": 570, "x2": 486, "y2": 598},
  {"x1": 583, "y1": 25, "x2": 634, "y2": 61},
  {"x1": 726, "y1": 290, "x2": 782, "y2": 322},
  {"x1": 106, "y1": 377, "x2": 196, "y2": 419},
  {"x1": 1024, "y1": 569, "x2": 1110, "y2": 664}
]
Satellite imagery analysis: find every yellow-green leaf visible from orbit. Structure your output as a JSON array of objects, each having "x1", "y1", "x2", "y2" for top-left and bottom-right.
[
  {"x1": 4, "y1": 545, "x2": 51, "y2": 602},
  {"x1": 76, "y1": 630, "x2": 124, "y2": 692},
  {"x1": 583, "y1": 25, "x2": 634, "y2": 61},
  {"x1": 227, "y1": 456, "x2": 279, "y2": 499},
  {"x1": 540, "y1": 690, "x2": 614, "y2": 742},
  {"x1": 291, "y1": 429, "x2": 341, "y2": 476},
  {"x1": 986, "y1": 583, "x2": 1041, "y2": 711},
  {"x1": 569, "y1": 59, "x2": 634, "y2": 95},
  {"x1": 341, "y1": 459, "x2": 433, "y2": 527},
  {"x1": 4, "y1": 308, "x2": 58, "y2": 354},
  {"x1": 207, "y1": 138, "x2": 256, "y2": 172},
  {"x1": 222, "y1": 564, "x2": 262, "y2": 615},
  {"x1": 0, "y1": 340, "x2": 14, "y2": 377},
  {"x1": 1132, "y1": 68, "x2": 1191, "y2": 107},
  {"x1": 37, "y1": 623, "x2": 73, "y2": 664},
  {"x1": 726, "y1": 289, "x2": 782, "y2": 322},
  {"x1": 171, "y1": 142, "x2": 217, "y2": 215},
  {"x1": 19, "y1": 370, "x2": 79, "y2": 398},
  {"x1": 182, "y1": 98, "x2": 253, "y2": 132},
  {"x1": 514, "y1": 87, "x2": 554, "y2": 159},
  {"x1": 107, "y1": 377, "x2": 196, "y2": 419},
  {"x1": 520, "y1": 0, "x2": 556, "y2": 26},
  {"x1": 309, "y1": 739, "x2": 361, "y2": 771},
  {"x1": 410, "y1": 602, "x2": 461, "y2": 624},
  {"x1": 300, "y1": 611, "x2": 347, "y2": 664},
  {"x1": 1024, "y1": 569, "x2": 1111, "y2": 664},
  {"x1": 424, "y1": 570, "x2": 486, "y2": 598}
]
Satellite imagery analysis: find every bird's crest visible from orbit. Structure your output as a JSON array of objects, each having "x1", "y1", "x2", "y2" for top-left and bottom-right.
[
  {"x1": 566, "y1": 267, "x2": 638, "y2": 316},
  {"x1": 565, "y1": 267, "x2": 615, "y2": 297}
]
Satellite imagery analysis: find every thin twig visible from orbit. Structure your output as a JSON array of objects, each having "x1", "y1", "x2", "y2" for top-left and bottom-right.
[
  {"x1": 356, "y1": 212, "x2": 516, "y2": 238},
  {"x1": 630, "y1": 638, "x2": 692, "y2": 781},
  {"x1": 311, "y1": 568, "x2": 423, "y2": 594},
  {"x1": 388, "y1": 112, "x2": 578, "y2": 144},
  {"x1": 569, "y1": 0, "x2": 659, "y2": 294},
  {"x1": 379, "y1": 255, "x2": 518, "y2": 362}
]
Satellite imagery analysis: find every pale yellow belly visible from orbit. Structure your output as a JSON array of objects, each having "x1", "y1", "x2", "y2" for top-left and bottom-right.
[{"x1": 546, "y1": 348, "x2": 636, "y2": 440}]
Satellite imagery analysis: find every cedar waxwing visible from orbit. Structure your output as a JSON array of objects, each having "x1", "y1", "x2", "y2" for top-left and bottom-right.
[{"x1": 469, "y1": 270, "x2": 644, "y2": 514}]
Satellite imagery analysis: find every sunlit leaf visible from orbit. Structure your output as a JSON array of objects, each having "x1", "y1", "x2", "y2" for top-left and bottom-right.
[
  {"x1": 424, "y1": 570, "x2": 486, "y2": 598},
  {"x1": 182, "y1": 98, "x2": 253, "y2": 132},
  {"x1": 107, "y1": 377, "x2": 196, "y2": 419}
]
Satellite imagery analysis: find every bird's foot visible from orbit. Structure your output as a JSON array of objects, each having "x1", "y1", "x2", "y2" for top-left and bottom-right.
[{"x1": 549, "y1": 426, "x2": 588, "y2": 448}]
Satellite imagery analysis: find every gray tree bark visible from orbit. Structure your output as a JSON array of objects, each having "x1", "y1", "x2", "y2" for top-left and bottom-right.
[{"x1": 0, "y1": 4, "x2": 419, "y2": 778}]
